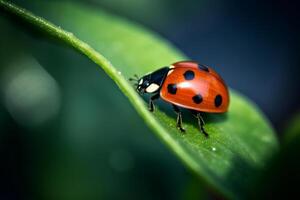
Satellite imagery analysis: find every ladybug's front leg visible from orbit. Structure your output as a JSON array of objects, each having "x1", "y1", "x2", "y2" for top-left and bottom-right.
[
  {"x1": 172, "y1": 104, "x2": 185, "y2": 132},
  {"x1": 149, "y1": 93, "x2": 160, "y2": 112}
]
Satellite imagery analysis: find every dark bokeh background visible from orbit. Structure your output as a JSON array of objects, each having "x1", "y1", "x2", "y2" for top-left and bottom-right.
[{"x1": 0, "y1": 0, "x2": 299, "y2": 199}]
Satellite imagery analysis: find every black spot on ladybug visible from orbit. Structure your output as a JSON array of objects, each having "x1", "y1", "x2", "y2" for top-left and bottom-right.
[
  {"x1": 215, "y1": 94, "x2": 222, "y2": 107},
  {"x1": 167, "y1": 84, "x2": 177, "y2": 94},
  {"x1": 198, "y1": 64, "x2": 209, "y2": 72},
  {"x1": 183, "y1": 70, "x2": 195, "y2": 80},
  {"x1": 192, "y1": 94, "x2": 203, "y2": 104}
]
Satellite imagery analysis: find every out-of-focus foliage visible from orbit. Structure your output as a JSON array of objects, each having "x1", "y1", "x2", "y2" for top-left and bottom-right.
[
  {"x1": 283, "y1": 113, "x2": 300, "y2": 143},
  {"x1": 0, "y1": 1, "x2": 280, "y2": 199},
  {"x1": 260, "y1": 114, "x2": 300, "y2": 199}
]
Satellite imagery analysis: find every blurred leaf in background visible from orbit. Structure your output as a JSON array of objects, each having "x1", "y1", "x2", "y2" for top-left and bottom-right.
[{"x1": 261, "y1": 114, "x2": 300, "y2": 199}]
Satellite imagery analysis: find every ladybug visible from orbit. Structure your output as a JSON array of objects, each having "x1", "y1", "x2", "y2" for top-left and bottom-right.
[{"x1": 130, "y1": 61, "x2": 229, "y2": 136}]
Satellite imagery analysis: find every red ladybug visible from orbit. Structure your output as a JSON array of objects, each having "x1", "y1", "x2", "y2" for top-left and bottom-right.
[{"x1": 131, "y1": 61, "x2": 229, "y2": 136}]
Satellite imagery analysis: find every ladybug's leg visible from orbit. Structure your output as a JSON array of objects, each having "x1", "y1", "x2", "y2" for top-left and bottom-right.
[
  {"x1": 172, "y1": 104, "x2": 185, "y2": 132},
  {"x1": 191, "y1": 111, "x2": 208, "y2": 137},
  {"x1": 149, "y1": 93, "x2": 160, "y2": 112},
  {"x1": 197, "y1": 113, "x2": 209, "y2": 137}
]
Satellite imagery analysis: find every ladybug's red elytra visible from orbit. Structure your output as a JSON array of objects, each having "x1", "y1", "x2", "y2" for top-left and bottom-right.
[{"x1": 131, "y1": 61, "x2": 229, "y2": 136}]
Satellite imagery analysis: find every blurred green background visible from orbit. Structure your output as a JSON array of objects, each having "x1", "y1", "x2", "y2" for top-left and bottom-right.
[{"x1": 0, "y1": 0, "x2": 299, "y2": 199}]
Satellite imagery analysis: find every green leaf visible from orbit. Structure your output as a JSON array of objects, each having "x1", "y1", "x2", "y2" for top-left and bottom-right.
[
  {"x1": 283, "y1": 113, "x2": 300, "y2": 144},
  {"x1": 0, "y1": 1, "x2": 279, "y2": 199}
]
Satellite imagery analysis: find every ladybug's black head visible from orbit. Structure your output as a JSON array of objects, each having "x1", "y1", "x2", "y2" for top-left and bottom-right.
[{"x1": 136, "y1": 67, "x2": 170, "y2": 94}]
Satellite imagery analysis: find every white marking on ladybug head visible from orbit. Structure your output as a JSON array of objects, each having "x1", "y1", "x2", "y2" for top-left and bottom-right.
[
  {"x1": 145, "y1": 83, "x2": 160, "y2": 93},
  {"x1": 138, "y1": 78, "x2": 143, "y2": 85}
]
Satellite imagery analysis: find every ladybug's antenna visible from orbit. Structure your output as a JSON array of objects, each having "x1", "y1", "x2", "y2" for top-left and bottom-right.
[
  {"x1": 129, "y1": 77, "x2": 138, "y2": 82},
  {"x1": 129, "y1": 77, "x2": 139, "y2": 87},
  {"x1": 129, "y1": 74, "x2": 140, "y2": 83}
]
